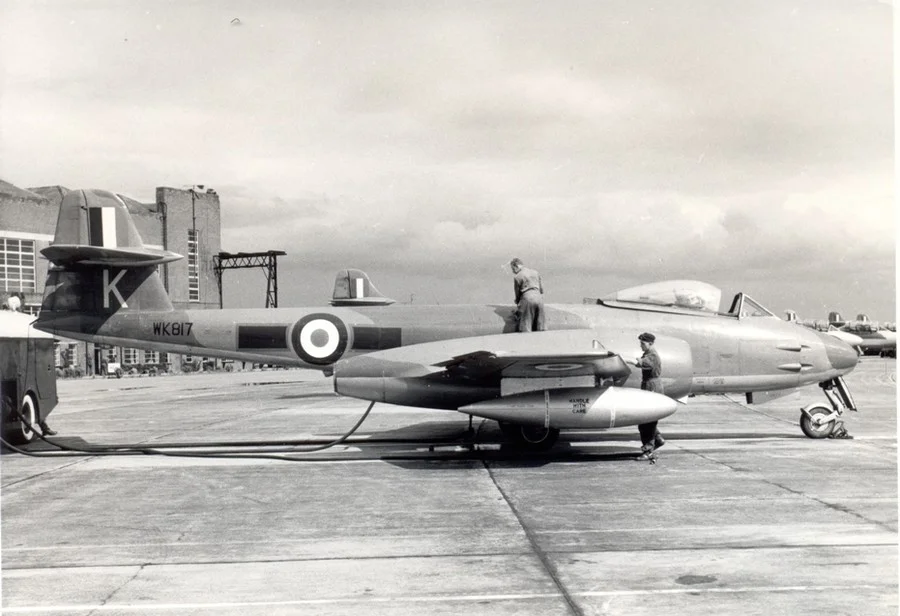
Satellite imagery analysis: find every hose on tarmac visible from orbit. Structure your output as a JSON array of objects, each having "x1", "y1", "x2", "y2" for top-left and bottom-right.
[{"x1": 0, "y1": 400, "x2": 381, "y2": 461}]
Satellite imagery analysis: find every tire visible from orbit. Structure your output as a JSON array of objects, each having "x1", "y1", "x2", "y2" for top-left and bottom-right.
[
  {"x1": 499, "y1": 421, "x2": 560, "y2": 451},
  {"x1": 800, "y1": 405, "x2": 835, "y2": 439},
  {"x1": 5, "y1": 393, "x2": 37, "y2": 446}
]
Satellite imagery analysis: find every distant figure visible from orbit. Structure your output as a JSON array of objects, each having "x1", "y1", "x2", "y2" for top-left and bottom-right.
[
  {"x1": 6, "y1": 293, "x2": 21, "y2": 312},
  {"x1": 635, "y1": 332, "x2": 665, "y2": 460},
  {"x1": 510, "y1": 258, "x2": 545, "y2": 332}
]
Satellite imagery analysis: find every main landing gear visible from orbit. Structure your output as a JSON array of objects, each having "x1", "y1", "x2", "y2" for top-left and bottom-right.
[
  {"x1": 498, "y1": 421, "x2": 560, "y2": 451},
  {"x1": 800, "y1": 377, "x2": 857, "y2": 439}
]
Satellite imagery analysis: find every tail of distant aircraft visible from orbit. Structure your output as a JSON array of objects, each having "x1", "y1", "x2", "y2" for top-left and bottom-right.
[
  {"x1": 39, "y1": 189, "x2": 180, "y2": 321},
  {"x1": 330, "y1": 269, "x2": 395, "y2": 306}
]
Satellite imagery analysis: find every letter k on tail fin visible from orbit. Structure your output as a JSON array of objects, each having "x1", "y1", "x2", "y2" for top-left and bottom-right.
[{"x1": 37, "y1": 190, "x2": 179, "y2": 334}]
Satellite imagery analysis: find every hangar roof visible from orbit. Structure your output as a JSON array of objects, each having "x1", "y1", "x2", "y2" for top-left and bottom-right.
[{"x1": 0, "y1": 179, "x2": 46, "y2": 203}]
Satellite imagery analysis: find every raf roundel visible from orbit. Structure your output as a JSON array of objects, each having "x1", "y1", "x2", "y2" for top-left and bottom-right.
[{"x1": 291, "y1": 314, "x2": 349, "y2": 365}]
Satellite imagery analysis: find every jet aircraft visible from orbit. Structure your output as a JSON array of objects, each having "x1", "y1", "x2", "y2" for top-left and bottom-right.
[
  {"x1": 31, "y1": 189, "x2": 860, "y2": 449},
  {"x1": 827, "y1": 312, "x2": 896, "y2": 358},
  {"x1": 784, "y1": 310, "x2": 864, "y2": 349}
]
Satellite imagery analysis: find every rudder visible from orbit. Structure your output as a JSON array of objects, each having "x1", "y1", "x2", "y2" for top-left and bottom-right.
[
  {"x1": 38, "y1": 189, "x2": 179, "y2": 321},
  {"x1": 330, "y1": 269, "x2": 395, "y2": 306}
]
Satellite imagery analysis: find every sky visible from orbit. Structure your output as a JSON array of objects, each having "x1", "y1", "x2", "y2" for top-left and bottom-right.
[{"x1": 0, "y1": 0, "x2": 895, "y2": 320}]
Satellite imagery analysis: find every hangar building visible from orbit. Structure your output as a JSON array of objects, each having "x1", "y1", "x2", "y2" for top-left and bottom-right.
[{"x1": 0, "y1": 179, "x2": 221, "y2": 375}]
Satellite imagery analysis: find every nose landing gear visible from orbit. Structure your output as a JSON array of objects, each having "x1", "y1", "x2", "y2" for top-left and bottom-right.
[{"x1": 799, "y1": 377, "x2": 857, "y2": 439}]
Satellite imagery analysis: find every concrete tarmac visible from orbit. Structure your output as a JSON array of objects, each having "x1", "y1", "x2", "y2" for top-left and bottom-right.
[{"x1": 2, "y1": 358, "x2": 896, "y2": 615}]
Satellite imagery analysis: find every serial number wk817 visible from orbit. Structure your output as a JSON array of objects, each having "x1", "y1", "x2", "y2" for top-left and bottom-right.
[{"x1": 152, "y1": 322, "x2": 194, "y2": 337}]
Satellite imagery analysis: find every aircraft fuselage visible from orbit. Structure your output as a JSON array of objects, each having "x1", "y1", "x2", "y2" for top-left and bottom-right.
[{"x1": 37, "y1": 300, "x2": 857, "y2": 402}]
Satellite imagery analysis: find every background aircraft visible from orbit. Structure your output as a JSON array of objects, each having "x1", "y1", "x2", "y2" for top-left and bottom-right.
[
  {"x1": 33, "y1": 189, "x2": 860, "y2": 449},
  {"x1": 784, "y1": 310, "x2": 863, "y2": 349},
  {"x1": 827, "y1": 312, "x2": 896, "y2": 358}
]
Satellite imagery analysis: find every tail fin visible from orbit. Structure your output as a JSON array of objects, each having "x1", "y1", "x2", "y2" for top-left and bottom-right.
[
  {"x1": 38, "y1": 190, "x2": 179, "y2": 322},
  {"x1": 330, "y1": 269, "x2": 395, "y2": 306},
  {"x1": 42, "y1": 189, "x2": 181, "y2": 267}
]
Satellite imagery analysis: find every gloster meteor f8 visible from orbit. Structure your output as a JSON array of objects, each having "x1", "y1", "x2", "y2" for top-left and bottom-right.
[
  {"x1": 34, "y1": 189, "x2": 860, "y2": 449},
  {"x1": 828, "y1": 312, "x2": 897, "y2": 358}
]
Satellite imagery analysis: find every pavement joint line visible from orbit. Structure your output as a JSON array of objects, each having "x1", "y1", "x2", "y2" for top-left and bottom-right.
[
  {"x1": 0, "y1": 458, "x2": 92, "y2": 489},
  {"x1": 722, "y1": 394, "x2": 804, "y2": 426},
  {"x1": 765, "y1": 478, "x2": 898, "y2": 534},
  {"x1": 0, "y1": 584, "x2": 885, "y2": 613},
  {"x1": 6, "y1": 535, "x2": 895, "y2": 556},
  {"x1": 483, "y1": 461, "x2": 585, "y2": 616}
]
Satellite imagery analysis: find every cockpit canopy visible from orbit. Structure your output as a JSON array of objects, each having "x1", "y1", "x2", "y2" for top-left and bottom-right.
[
  {"x1": 843, "y1": 321, "x2": 879, "y2": 333},
  {"x1": 592, "y1": 280, "x2": 776, "y2": 319},
  {"x1": 602, "y1": 280, "x2": 721, "y2": 312}
]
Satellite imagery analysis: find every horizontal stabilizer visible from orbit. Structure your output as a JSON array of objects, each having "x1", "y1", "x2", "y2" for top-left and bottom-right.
[
  {"x1": 42, "y1": 244, "x2": 182, "y2": 267},
  {"x1": 42, "y1": 188, "x2": 183, "y2": 267},
  {"x1": 330, "y1": 269, "x2": 395, "y2": 306}
]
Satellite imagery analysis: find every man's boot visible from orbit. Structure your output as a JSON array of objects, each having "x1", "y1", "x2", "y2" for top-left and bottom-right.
[
  {"x1": 39, "y1": 421, "x2": 57, "y2": 436},
  {"x1": 637, "y1": 443, "x2": 656, "y2": 461}
]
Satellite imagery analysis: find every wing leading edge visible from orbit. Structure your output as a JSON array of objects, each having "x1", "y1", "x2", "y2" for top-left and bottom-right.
[{"x1": 434, "y1": 349, "x2": 631, "y2": 381}]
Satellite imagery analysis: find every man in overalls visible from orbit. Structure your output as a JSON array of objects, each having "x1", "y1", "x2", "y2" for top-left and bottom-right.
[
  {"x1": 510, "y1": 258, "x2": 545, "y2": 332},
  {"x1": 636, "y1": 332, "x2": 666, "y2": 459}
]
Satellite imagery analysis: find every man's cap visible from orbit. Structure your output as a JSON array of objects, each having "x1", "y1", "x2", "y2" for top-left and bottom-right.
[
  {"x1": 638, "y1": 332, "x2": 655, "y2": 343},
  {"x1": 510, "y1": 257, "x2": 523, "y2": 267}
]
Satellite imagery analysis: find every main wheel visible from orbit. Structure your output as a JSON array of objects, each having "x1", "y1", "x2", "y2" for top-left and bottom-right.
[
  {"x1": 499, "y1": 422, "x2": 560, "y2": 451},
  {"x1": 800, "y1": 404, "x2": 835, "y2": 439},
  {"x1": 4, "y1": 393, "x2": 37, "y2": 446}
]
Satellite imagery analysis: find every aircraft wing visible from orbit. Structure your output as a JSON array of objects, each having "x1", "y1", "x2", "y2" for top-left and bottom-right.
[
  {"x1": 334, "y1": 331, "x2": 678, "y2": 427},
  {"x1": 434, "y1": 349, "x2": 630, "y2": 380}
]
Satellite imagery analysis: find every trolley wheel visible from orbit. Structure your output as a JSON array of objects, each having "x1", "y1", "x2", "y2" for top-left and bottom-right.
[
  {"x1": 5, "y1": 392, "x2": 37, "y2": 446},
  {"x1": 800, "y1": 404, "x2": 836, "y2": 439}
]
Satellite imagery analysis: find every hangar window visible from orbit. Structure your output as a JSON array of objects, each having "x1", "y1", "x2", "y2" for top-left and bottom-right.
[
  {"x1": 55, "y1": 342, "x2": 79, "y2": 368},
  {"x1": 123, "y1": 348, "x2": 140, "y2": 365},
  {"x1": 0, "y1": 238, "x2": 36, "y2": 292},
  {"x1": 188, "y1": 230, "x2": 200, "y2": 302}
]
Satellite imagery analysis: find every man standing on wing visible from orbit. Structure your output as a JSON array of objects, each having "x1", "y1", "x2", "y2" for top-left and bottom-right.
[{"x1": 510, "y1": 258, "x2": 545, "y2": 332}]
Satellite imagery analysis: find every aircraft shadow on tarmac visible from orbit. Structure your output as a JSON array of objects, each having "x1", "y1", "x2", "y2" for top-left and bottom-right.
[
  {"x1": 1, "y1": 419, "x2": 804, "y2": 462},
  {"x1": 358, "y1": 420, "x2": 806, "y2": 469},
  {"x1": 371, "y1": 419, "x2": 802, "y2": 444},
  {"x1": 277, "y1": 392, "x2": 341, "y2": 400}
]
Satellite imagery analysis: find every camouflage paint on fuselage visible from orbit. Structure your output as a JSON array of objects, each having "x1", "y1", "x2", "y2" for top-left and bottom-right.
[
  {"x1": 34, "y1": 188, "x2": 859, "y2": 415},
  {"x1": 36, "y1": 297, "x2": 856, "y2": 398}
]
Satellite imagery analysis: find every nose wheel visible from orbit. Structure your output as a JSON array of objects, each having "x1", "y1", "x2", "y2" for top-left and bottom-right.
[
  {"x1": 800, "y1": 404, "x2": 836, "y2": 439},
  {"x1": 799, "y1": 377, "x2": 856, "y2": 439}
]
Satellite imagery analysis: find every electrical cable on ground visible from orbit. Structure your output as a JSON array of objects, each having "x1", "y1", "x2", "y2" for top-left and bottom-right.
[{"x1": 1, "y1": 401, "x2": 383, "y2": 461}]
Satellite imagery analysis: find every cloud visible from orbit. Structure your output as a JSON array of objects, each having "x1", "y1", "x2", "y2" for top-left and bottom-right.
[{"x1": 0, "y1": 1, "x2": 893, "y2": 318}]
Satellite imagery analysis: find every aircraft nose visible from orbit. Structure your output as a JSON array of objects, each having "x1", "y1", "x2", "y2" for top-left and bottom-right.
[{"x1": 819, "y1": 333, "x2": 859, "y2": 373}]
